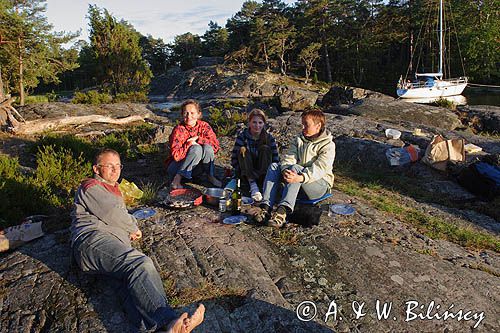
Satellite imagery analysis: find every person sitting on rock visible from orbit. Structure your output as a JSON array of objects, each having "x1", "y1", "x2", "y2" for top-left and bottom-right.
[
  {"x1": 230, "y1": 108, "x2": 279, "y2": 201},
  {"x1": 167, "y1": 99, "x2": 221, "y2": 189},
  {"x1": 252, "y1": 109, "x2": 335, "y2": 228},
  {"x1": 71, "y1": 148, "x2": 205, "y2": 333}
]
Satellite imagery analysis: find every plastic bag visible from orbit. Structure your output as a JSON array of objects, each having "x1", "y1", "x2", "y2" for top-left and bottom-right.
[
  {"x1": 119, "y1": 179, "x2": 143, "y2": 204},
  {"x1": 386, "y1": 145, "x2": 421, "y2": 166},
  {"x1": 0, "y1": 222, "x2": 44, "y2": 252}
]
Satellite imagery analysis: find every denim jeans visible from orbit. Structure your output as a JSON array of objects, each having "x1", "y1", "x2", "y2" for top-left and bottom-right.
[
  {"x1": 261, "y1": 163, "x2": 329, "y2": 212},
  {"x1": 167, "y1": 144, "x2": 215, "y2": 180},
  {"x1": 72, "y1": 231, "x2": 178, "y2": 332}
]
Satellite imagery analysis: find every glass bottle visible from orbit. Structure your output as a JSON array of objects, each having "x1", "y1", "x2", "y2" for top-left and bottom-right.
[{"x1": 231, "y1": 178, "x2": 242, "y2": 215}]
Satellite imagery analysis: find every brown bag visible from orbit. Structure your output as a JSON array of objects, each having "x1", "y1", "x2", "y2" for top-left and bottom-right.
[{"x1": 422, "y1": 135, "x2": 465, "y2": 171}]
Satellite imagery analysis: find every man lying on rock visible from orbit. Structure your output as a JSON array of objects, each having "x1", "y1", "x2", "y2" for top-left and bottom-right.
[
  {"x1": 166, "y1": 99, "x2": 222, "y2": 189},
  {"x1": 71, "y1": 148, "x2": 204, "y2": 333},
  {"x1": 252, "y1": 109, "x2": 335, "y2": 228}
]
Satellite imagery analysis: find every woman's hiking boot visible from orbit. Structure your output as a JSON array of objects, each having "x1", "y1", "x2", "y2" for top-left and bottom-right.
[{"x1": 267, "y1": 205, "x2": 289, "y2": 229}]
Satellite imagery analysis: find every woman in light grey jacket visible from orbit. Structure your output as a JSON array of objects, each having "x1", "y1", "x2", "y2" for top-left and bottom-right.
[{"x1": 253, "y1": 109, "x2": 335, "y2": 228}]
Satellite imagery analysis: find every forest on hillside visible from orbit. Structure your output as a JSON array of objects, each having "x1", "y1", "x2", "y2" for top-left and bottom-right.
[{"x1": 0, "y1": 0, "x2": 498, "y2": 104}]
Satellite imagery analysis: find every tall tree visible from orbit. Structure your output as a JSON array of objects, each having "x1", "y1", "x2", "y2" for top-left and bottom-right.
[
  {"x1": 202, "y1": 21, "x2": 229, "y2": 57},
  {"x1": 299, "y1": 42, "x2": 321, "y2": 84},
  {"x1": 87, "y1": 5, "x2": 152, "y2": 94},
  {"x1": 0, "y1": 0, "x2": 78, "y2": 105},
  {"x1": 139, "y1": 34, "x2": 170, "y2": 75},
  {"x1": 226, "y1": 1, "x2": 262, "y2": 51},
  {"x1": 260, "y1": 0, "x2": 295, "y2": 75},
  {"x1": 169, "y1": 32, "x2": 202, "y2": 70},
  {"x1": 250, "y1": 17, "x2": 271, "y2": 70},
  {"x1": 268, "y1": 15, "x2": 295, "y2": 75},
  {"x1": 296, "y1": 0, "x2": 335, "y2": 82},
  {"x1": 451, "y1": 0, "x2": 499, "y2": 82}
]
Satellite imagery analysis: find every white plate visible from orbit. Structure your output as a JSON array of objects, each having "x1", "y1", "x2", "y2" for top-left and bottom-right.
[
  {"x1": 132, "y1": 208, "x2": 157, "y2": 219},
  {"x1": 329, "y1": 204, "x2": 356, "y2": 216},
  {"x1": 223, "y1": 215, "x2": 247, "y2": 225},
  {"x1": 242, "y1": 196, "x2": 254, "y2": 205}
]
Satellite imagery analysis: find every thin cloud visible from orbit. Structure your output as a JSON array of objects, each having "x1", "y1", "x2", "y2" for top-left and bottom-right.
[{"x1": 46, "y1": 0, "x2": 297, "y2": 44}]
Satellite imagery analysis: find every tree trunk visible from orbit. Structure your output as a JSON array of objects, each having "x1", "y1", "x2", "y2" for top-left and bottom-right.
[
  {"x1": 0, "y1": 65, "x2": 4, "y2": 98},
  {"x1": 263, "y1": 43, "x2": 270, "y2": 72},
  {"x1": 279, "y1": 40, "x2": 287, "y2": 76},
  {"x1": 18, "y1": 36, "x2": 25, "y2": 106},
  {"x1": 322, "y1": 41, "x2": 332, "y2": 83},
  {"x1": 11, "y1": 114, "x2": 147, "y2": 135}
]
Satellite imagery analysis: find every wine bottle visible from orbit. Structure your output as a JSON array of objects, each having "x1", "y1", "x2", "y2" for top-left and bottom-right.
[{"x1": 231, "y1": 178, "x2": 242, "y2": 215}]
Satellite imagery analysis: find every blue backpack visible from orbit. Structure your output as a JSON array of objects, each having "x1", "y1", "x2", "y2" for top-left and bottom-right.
[{"x1": 457, "y1": 161, "x2": 500, "y2": 200}]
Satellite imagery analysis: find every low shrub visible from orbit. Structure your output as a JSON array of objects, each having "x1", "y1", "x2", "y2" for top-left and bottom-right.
[
  {"x1": 19, "y1": 95, "x2": 49, "y2": 104},
  {"x1": 34, "y1": 125, "x2": 155, "y2": 160},
  {"x1": 72, "y1": 90, "x2": 113, "y2": 104},
  {"x1": 137, "y1": 181, "x2": 161, "y2": 205},
  {"x1": 222, "y1": 100, "x2": 247, "y2": 109},
  {"x1": 208, "y1": 106, "x2": 246, "y2": 136},
  {"x1": 33, "y1": 134, "x2": 96, "y2": 162},
  {"x1": 35, "y1": 145, "x2": 92, "y2": 198},
  {"x1": 94, "y1": 124, "x2": 155, "y2": 158},
  {"x1": 0, "y1": 154, "x2": 22, "y2": 179},
  {"x1": 114, "y1": 92, "x2": 149, "y2": 103},
  {"x1": 433, "y1": 98, "x2": 456, "y2": 110},
  {"x1": 46, "y1": 91, "x2": 58, "y2": 102},
  {"x1": 0, "y1": 151, "x2": 91, "y2": 227}
]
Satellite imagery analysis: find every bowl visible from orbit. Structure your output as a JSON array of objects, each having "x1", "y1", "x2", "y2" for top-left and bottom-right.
[
  {"x1": 385, "y1": 128, "x2": 402, "y2": 140},
  {"x1": 204, "y1": 188, "x2": 227, "y2": 206}
]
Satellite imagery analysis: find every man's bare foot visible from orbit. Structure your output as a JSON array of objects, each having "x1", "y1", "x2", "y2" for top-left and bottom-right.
[
  {"x1": 185, "y1": 304, "x2": 205, "y2": 333},
  {"x1": 165, "y1": 312, "x2": 188, "y2": 333},
  {"x1": 207, "y1": 175, "x2": 222, "y2": 188},
  {"x1": 171, "y1": 175, "x2": 184, "y2": 190}
]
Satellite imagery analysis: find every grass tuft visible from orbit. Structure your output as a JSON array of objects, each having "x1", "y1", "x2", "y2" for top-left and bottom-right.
[
  {"x1": 160, "y1": 270, "x2": 247, "y2": 307},
  {"x1": 335, "y1": 174, "x2": 500, "y2": 252}
]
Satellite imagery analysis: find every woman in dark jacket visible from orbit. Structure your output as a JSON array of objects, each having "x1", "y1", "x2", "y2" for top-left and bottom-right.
[{"x1": 231, "y1": 109, "x2": 279, "y2": 201}]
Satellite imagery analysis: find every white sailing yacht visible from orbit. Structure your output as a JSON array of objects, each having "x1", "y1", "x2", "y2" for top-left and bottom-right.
[{"x1": 397, "y1": 0, "x2": 468, "y2": 99}]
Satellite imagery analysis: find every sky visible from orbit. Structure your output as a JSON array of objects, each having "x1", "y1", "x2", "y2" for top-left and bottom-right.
[{"x1": 45, "y1": 0, "x2": 296, "y2": 46}]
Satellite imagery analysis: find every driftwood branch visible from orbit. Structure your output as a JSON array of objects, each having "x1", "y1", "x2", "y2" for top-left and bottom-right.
[
  {"x1": 11, "y1": 114, "x2": 147, "y2": 135},
  {"x1": 0, "y1": 97, "x2": 16, "y2": 109},
  {"x1": 8, "y1": 105, "x2": 25, "y2": 122},
  {"x1": 1, "y1": 96, "x2": 24, "y2": 127}
]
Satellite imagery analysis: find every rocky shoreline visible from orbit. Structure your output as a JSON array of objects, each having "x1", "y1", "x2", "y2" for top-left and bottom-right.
[{"x1": 0, "y1": 68, "x2": 499, "y2": 332}]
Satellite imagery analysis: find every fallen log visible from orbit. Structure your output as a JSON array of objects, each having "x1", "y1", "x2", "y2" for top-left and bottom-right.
[{"x1": 11, "y1": 114, "x2": 147, "y2": 135}]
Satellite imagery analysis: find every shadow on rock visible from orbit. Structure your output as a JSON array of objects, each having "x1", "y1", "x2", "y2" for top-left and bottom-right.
[{"x1": 183, "y1": 297, "x2": 334, "y2": 333}]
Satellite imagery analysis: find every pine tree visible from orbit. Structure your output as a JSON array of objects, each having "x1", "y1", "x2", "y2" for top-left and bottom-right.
[
  {"x1": 0, "y1": 0, "x2": 78, "y2": 105},
  {"x1": 226, "y1": 1, "x2": 262, "y2": 51},
  {"x1": 202, "y1": 21, "x2": 229, "y2": 57},
  {"x1": 170, "y1": 32, "x2": 202, "y2": 70},
  {"x1": 87, "y1": 5, "x2": 152, "y2": 95},
  {"x1": 299, "y1": 42, "x2": 321, "y2": 84}
]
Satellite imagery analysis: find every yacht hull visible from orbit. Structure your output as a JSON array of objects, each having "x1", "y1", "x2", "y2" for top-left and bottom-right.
[{"x1": 397, "y1": 81, "x2": 467, "y2": 99}]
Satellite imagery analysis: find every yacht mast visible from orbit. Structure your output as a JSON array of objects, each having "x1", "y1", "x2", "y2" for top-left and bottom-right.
[{"x1": 438, "y1": 0, "x2": 443, "y2": 78}]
